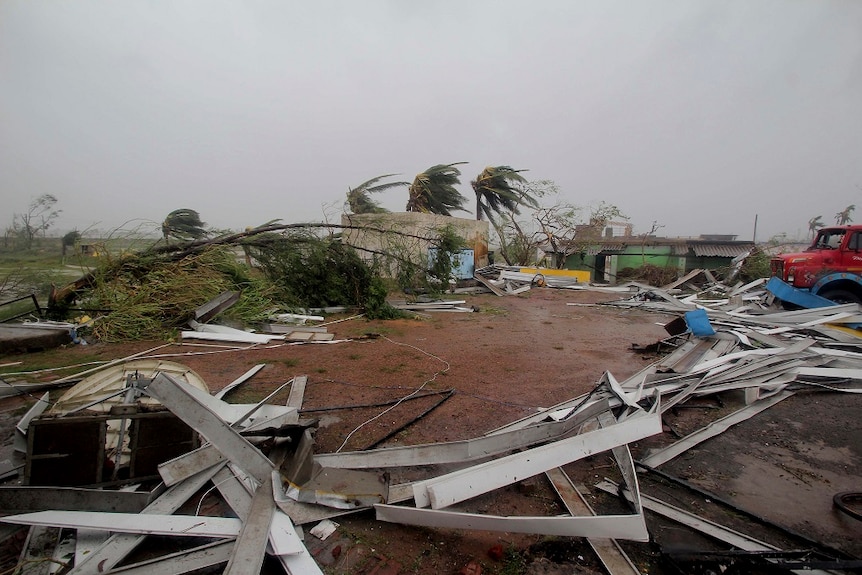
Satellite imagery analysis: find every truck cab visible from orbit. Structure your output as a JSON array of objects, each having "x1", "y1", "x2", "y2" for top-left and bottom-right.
[{"x1": 770, "y1": 225, "x2": 862, "y2": 304}]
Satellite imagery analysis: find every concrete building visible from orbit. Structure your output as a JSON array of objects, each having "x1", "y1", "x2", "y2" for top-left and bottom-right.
[{"x1": 341, "y1": 212, "x2": 490, "y2": 278}]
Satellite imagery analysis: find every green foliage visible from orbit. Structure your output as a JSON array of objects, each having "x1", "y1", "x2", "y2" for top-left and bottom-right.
[
  {"x1": 346, "y1": 174, "x2": 409, "y2": 214},
  {"x1": 245, "y1": 232, "x2": 403, "y2": 318},
  {"x1": 426, "y1": 224, "x2": 467, "y2": 291},
  {"x1": 81, "y1": 246, "x2": 276, "y2": 341},
  {"x1": 0, "y1": 250, "x2": 81, "y2": 304},
  {"x1": 62, "y1": 230, "x2": 81, "y2": 247},
  {"x1": 162, "y1": 209, "x2": 208, "y2": 242},
  {"x1": 499, "y1": 545, "x2": 527, "y2": 575},
  {"x1": 406, "y1": 163, "x2": 468, "y2": 216},
  {"x1": 734, "y1": 248, "x2": 772, "y2": 283},
  {"x1": 616, "y1": 264, "x2": 679, "y2": 286},
  {"x1": 471, "y1": 165, "x2": 532, "y2": 222}
]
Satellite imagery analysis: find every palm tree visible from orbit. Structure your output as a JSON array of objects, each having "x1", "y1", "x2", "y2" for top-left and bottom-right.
[
  {"x1": 162, "y1": 209, "x2": 208, "y2": 242},
  {"x1": 470, "y1": 166, "x2": 534, "y2": 221},
  {"x1": 807, "y1": 215, "x2": 824, "y2": 240},
  {"x1": 835, "y1": 204, "x2": 855, "y2": 225},
  {"x1": 345, "y1": 174, "x2": 409, "y2": 214},
  {"x1": 406, "y1": 163, "x2": 468, "y2": 216}
]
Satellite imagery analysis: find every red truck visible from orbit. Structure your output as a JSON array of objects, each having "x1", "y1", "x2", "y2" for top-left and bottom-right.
[{"x1": 769, "y1": 224, "x2": 862, "y2": 305}]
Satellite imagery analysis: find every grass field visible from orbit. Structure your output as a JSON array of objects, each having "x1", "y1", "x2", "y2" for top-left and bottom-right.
[{"x1": 0, "y1": 242, "x2": 99, "y2": 320}]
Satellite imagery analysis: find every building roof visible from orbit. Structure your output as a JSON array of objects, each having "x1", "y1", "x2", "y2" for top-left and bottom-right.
[{"x1": 548, "y1": 237, "x2": 755, "y2": 258}]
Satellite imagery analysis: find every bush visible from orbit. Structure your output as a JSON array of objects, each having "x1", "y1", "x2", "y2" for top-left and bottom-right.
[
  {"x1": 616, "y1": 264, "x2": 679, "y2": 286},
  {"x1": 245, "y1": 233, "x2": 403, "y2": 318}
]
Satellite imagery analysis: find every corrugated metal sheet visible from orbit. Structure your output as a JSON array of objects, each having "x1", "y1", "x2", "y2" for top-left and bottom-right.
[
  {"x1": 587, "y1": 244, "x2": 627, "y2": 256},
  {"x1": 690, "y1": 244, "x2": 753, "y2": 257},
  {"x1": 583, "y1": 241, "x2": 754, "y2": 257}
]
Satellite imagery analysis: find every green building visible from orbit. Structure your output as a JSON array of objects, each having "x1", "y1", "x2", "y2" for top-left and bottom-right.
[{"x1": 549, "y1": 235, "x2": 755, "y2": 284}]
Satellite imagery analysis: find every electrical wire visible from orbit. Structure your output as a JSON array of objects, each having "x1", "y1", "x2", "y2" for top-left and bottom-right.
[{"x1": 334, "y1": 334, "x2": 450, "y2": 452}]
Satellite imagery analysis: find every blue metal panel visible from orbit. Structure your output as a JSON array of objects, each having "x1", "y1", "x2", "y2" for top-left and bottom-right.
[
  {"x1": 428, "y1": 248, "x2": 475, "y2": 280},
  {"x1": 766, "y1": 277, "x2": 837, "y2": 309}
]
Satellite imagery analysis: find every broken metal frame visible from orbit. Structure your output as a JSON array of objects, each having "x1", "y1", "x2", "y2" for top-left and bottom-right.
[
  {"x1": 316, "y1": 396, "x2": 611, "y2": 470},
  {"x1": 410, "y1": 404, "x2": 661, "y2": 510}
]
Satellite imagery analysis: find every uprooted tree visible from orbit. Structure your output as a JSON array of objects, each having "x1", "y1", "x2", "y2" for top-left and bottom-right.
[{"x1": 49, "y1": 221, "x2": 468, "y2": 340}]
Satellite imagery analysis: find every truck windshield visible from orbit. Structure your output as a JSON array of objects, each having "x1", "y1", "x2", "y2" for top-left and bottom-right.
[{"x1": 813, "y1": 231, "x2": 845, "y2": 250}]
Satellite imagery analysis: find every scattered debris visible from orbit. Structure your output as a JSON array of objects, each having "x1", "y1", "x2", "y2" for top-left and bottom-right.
[
  {"x1": 1, "y1": 274, "x2": 860, "y2": 573},
  {"x1": 473, "y1": 265, "x2": 588, "y2": 295}
]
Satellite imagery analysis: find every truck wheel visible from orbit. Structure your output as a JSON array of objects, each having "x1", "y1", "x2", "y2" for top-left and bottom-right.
[{"x1": 818, "y1": 289, "x2": 862, "y2": 304}]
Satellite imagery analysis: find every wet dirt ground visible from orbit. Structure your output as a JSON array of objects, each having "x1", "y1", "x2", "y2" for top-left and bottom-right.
[{"x1": 1, "y1": 287, "x2": 860, "y2": 574}]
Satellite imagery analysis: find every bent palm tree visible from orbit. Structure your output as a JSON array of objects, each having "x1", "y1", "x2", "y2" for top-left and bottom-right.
[
  {"x1": 406, "y1": 163, "x2": 468, "y2": 216},
  {"x1": 162, "y1": 209, "x2": 208, "y2": 242},
  {"x1": 835, "y1": 205, "x2": 855, "y2": 225},
  {"x1": 346, "y1": 174, "x2": 409, "y2": 214},
  {"x1": 807, "y1": 215, "x2": 824, "y2": 240},
  {"x1": 470, "y1": 166, "x2": 533, "y2": 221}
]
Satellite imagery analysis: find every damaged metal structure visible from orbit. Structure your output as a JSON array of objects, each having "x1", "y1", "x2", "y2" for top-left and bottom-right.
[{"x1": 1, "y1": 274, "x2": 861, "y2": 574}]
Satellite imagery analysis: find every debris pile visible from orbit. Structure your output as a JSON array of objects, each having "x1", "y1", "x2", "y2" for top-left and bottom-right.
[
  {"x1": 474, "y1": 265, "x2": 587, "y2": 295},
  {"x1": 0, "y1": 274, "x2": 860, "y2": 573}
]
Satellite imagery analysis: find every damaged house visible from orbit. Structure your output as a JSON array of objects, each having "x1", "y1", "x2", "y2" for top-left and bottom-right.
[{"x1": 546, "y1": 232, "x2": 756, "y2": 284}]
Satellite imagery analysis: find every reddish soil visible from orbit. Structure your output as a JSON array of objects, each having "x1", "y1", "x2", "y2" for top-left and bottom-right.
[{"x1": 2, "y1": 287, "x2": 860, "y2": 574}]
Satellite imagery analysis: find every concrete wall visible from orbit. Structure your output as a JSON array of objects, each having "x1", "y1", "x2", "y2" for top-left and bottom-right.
[{"x1": 341, "y1": 212, "x2": 490, "y2": 272}]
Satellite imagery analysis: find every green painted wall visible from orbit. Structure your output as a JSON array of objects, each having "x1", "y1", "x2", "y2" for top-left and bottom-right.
[{"x1": 561, "y1": 244, "x2": 741, "y2": 282}]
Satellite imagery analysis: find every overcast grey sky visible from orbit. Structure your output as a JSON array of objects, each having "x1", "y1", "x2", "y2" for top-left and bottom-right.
[{"x1": 2, "y1": 1, "x2": 860, "y2": 242}]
